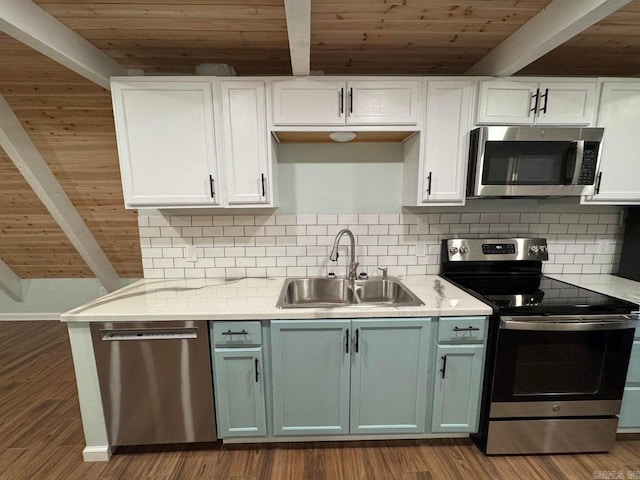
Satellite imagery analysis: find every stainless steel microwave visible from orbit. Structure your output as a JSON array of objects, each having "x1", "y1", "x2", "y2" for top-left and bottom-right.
[{"x1": 467, "y1": 126, "x2": 604, "y2": 197}]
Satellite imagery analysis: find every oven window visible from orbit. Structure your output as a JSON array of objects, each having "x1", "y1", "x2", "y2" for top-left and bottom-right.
[
  {"x1": 513, "y1": 342, "x2": 605, "y2": 396},
  {"x1": 483, "y1": 141, "x2": 572, "y2": 185},
  {"x1": 492, "y1": 328, "x2": 633, "y2": 402}
]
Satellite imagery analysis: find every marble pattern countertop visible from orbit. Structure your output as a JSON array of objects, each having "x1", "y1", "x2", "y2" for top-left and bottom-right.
[
  {"x1": 548, "y1": 274, "x2": 640, "y2": 308},
  {"x1": 60, "y1": 275, "x2": 493, "y2": 322}
]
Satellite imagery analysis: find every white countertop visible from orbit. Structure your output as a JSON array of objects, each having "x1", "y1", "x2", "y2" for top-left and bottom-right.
[
  {"x1": 60, "y1": 275, "x2": 493, "y2": 322},
  {"x1": 548, "y1": 274, "x2": 640, "y2": 308}
]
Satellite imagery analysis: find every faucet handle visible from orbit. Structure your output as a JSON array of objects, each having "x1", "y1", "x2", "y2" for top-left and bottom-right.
[{"x1": 377, "y1": 266, "x2": 388, "y2": 279}]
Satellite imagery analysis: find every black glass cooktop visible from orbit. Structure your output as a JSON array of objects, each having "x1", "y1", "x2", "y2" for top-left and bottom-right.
[{"x1": 442, "y1": 273, "x2": 638, "y2": 316}]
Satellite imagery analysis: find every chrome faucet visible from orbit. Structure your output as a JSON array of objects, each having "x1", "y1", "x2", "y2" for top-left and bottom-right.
[{"x1": 329, "y1": 228, "x2": 359, "y2": 281}]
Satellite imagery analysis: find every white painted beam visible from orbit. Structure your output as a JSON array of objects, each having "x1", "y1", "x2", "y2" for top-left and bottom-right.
[
  {"x1": 0, "y1": 258, "x2": 23, "y2": 302},
  {"x1": 466, "y1": 0, "x2": 632, "y2": 76},
  {"x1": 0, "y1": 0, "x2": 128, "y2": 90},
  {"x1": 284, "y1": 0, "x2": 311, "y2": 76},
  {"x1": 0, "y1": 94, "x2": 121, "y2": 292}
]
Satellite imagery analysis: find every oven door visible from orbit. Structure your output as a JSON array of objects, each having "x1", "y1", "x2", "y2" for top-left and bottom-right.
[{"x1": 490, "y1": 315, "x2": 637, "y2": 418}]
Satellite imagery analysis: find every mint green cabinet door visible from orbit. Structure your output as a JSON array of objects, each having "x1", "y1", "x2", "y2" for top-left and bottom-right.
[
  {"x1": 431, "y1": 344, "x2": 485, "y2": 433},
  {"x1": 619, "y1": 339, "x2": 640, "y2": 429},
  {"x1": 214, "y1": 348, "x2": 266, "y2": 437},
  {"x1": 350, "y1": 318, "x2": 432, "y2": 434},
  {"x1": 271, "y1": 320, "x2": 351, "y2": 435}
]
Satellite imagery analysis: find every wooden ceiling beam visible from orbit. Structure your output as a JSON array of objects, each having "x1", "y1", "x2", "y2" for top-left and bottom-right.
[
  {"x1": 0, "y1": 0, "x2": 128, "y2": 90},
  {"x1": 0, "y1": 94, "x2": 121, "y2": 292},
  {"x1": 466, "y1": 0, "x2": 633, "y2": 76},
  {"x1": 0, "y1": 257, "x2": 23, "y2": 301},
  {"x1": 284, "y1": 0, "x2": 311, "y2": 75}
]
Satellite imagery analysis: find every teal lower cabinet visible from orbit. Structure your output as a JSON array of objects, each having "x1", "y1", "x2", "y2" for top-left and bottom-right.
[
  {"x1": 431, "y1": 317, "x2": 488, "y2": 433},
  {"x1": 270, "y1": 318, "x2": 432, "y2": 436},
  {"x1": 350, "y1": 319, "x2": 432, "y2": 434},
  {"x1": 212, "y1": 321, "x2": 267, "y2": 438},
  {"x1": 619, "y1": 335, "x2": 640, "y2": 430}
]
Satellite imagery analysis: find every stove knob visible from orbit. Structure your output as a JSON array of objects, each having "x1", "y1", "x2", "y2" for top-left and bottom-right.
[
  {"x1": 459, "y1": 246, "x2": 468, "y2": 255},
  {"x1": 449, "y1": 246, "x2": 459, "y2": 255},
  {"x1": 528, "y1": 245, "x2": 539, "y2": 255},
  {"x1": 539, "y1": 245, "x2": 547, "y2": 252}
]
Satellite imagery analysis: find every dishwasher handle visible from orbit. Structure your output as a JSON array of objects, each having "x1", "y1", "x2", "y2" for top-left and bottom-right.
[{"x1": 100, "y1": 328, "x2": 198, "y2": 341}]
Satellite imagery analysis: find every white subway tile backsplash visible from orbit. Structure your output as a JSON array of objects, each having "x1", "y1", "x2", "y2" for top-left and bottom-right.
[{"x1": 139, "y1": 208, "x2": 623, "y2": 279}]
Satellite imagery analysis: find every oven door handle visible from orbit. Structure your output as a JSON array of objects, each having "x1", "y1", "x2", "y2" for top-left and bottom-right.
[{"x1": 500, "y1": 314, "x2": 639, "y2": 332}]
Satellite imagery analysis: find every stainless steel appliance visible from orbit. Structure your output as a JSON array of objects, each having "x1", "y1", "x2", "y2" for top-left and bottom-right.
[
  {"x1": 441, "y1": 238, "x2": 639, "y2": 455},
  {"x1": 91, "y1": 321, "x2": 217, "y2": 446},
  {"x1": 467, "y1": 126, "x2": 604, "y2": 197},
  {"x1": 618, "y1": 207, "x2": 640, "y2": 282}
]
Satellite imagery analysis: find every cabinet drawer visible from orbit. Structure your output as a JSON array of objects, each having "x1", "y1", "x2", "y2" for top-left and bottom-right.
[
  {"x1": 213, "y1": 321, "x2": 262, "y2": 347},
  {"x1": 438, "y1": 317, "x2": 486, "y2": 343}
]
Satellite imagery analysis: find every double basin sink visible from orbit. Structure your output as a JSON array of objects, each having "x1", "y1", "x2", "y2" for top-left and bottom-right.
[{"x1": 276, "y1": 277, "x2": 424, "y2": 309}]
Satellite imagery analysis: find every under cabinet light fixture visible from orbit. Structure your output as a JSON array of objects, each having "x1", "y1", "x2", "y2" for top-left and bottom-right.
[{"x1": 328, "y1": 131, "x2": 357, "y2": 142}]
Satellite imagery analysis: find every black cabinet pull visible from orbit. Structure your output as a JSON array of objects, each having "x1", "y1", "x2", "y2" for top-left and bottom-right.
[
  {"x1": 453, "y1": 326, "x2": 480, "y2": 332},
  {"x1": 541, "y1": 88, "x2": 549, "y2": 113},
  {"x1": 427, "y1": 172, "x2": 433, "y2": 195},
  {"x1": 261, "y1": 173, "x2": 266, "y2": 197},
  {"x1": 222, "y1": 329, "x2": 248, "y2": 335},
  {"x1": 440, "y1": 355, "x2": 448, "y2": 378},
  {"x1": 595, "y1": 171, "x2": 603, "y2": 194},
  {"x1": 255, "y1": 358, "x2": 259, "y2": 383},
  {"x1": 209, "y1": 175, "x2": 215, "y2": 199},
  {"x1": 355, "y1": 328, "x2": 360, "y2": 353},
  {"x1": 348, "y1": 87, "x2": 354, "y2": 113},
  {"x1": 339, "y1": 88, "x2": 344, "y2": 114},
  {"x1": 531, "y1": 88, "x2": 540, "y2": 114},
  {"x1": 345, "y1": 329, "x2": 349, "y2": 354}
]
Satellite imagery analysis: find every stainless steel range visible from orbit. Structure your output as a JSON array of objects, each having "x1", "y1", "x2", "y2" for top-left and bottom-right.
[{"x1": 440, "y1": 238, "x2": 639, "y2": 455}]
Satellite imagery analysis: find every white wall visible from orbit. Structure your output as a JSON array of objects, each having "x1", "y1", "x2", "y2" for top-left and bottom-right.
[{"x1": 0, "y1": 278, "x2": 138, "y2": 320}]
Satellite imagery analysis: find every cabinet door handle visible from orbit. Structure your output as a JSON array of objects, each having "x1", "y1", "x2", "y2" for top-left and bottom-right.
[
  {"x1": 427, "y1": 171, "x2": 433, "y2": 195},
  {"x1": 339, "y1": 88, "x2": 344, "y2": 115},
  {"x1": 453, "y1": 326, "x2": 480, "y2": 332},
  {"x1": 209, "y1": 175, "x2": 215, "y2": 199},
  {"x1": 595, "y1": 171, "x2": 603, "y2": 194},
  {"x1": 540, "y1": 88, "x2": 549, "y2": 114},
  {"x1": 440, "y1": 355, "x2": 447, "y2": 378},
  {"x1": 222, "y1": 329, "x2": 248, "y2": 335},
  {"x1": 530, "y1": 88, "x2": 540, "y2": 114},
  {"x1": 261, "y1": 173, "x2": 266, "y2": 197},
  {"x1": 255, "y1": 358, "x2": 259, "y2": 383},
  {"x1": 355, "y1": 328, "x2": 360, "y2": 353},
  {"x1": 348, "y1": 87, "x2": 354, "y2": 114},
  {"x1": 345, "y1": 329, "x2": 349, "y2": 354}
]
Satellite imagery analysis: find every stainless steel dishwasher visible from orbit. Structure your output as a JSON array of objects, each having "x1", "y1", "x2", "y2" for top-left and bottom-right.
[{"x1": 90, "y1": 321, "x2": 217, "y2": 446}]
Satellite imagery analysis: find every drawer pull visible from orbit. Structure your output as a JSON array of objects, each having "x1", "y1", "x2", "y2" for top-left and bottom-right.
[
  {"x1": 222, "y1": 329, "x2": 248, "y2": 335},
  {"x1": 453, "y1": 326, "x2": 480, "y2": 332}
]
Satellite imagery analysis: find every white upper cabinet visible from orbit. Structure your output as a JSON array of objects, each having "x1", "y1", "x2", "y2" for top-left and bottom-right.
[
  {"x1": 402, "y1": 78, "x2": 474, "y2": 207},
  {"x1": 477, "y1": 78, "x2": 597, "y2": 126},
  {"x1": 219, "y1": 80, "x2": 273, "y2": 205},
  {"x1": 272, "y1": 77, "x2": 422, "y2": 126},
  {"x1": 111, "y1": 77, "x2": 276, "y2": 209},
  {"x1": 111, "y1": 80, "x2": 220, "y2": 207},
  {"x1": 582, "y1": 80, "x2": 640, "y2": 205}
]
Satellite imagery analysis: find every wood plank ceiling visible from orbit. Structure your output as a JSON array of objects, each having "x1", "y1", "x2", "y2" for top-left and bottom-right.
[{"x1": 1, "y1": 0, "x2": 639, "y2": 280}]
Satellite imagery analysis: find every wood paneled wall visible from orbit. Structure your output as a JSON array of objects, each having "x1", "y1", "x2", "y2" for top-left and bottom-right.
[{"x1": 0, "y1": 33, "x2": 141, "y2": 278}]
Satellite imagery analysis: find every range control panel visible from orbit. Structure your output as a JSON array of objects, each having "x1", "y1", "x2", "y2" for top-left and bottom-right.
[{"x1": 445, "y1": 238, "x2": 548, "y2": 262}]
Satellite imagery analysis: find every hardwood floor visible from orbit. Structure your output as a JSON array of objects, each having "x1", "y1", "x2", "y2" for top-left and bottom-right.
[{"x1": 1, "y1": 320, "x2": 640, "y2": 480}]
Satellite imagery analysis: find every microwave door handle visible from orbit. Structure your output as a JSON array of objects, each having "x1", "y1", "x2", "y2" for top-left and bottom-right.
[{"x1": 566, "y1": 140, "x2": 585, "y2": 185}]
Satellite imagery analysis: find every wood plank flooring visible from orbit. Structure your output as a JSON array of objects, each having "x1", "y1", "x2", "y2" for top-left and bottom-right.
[{"x1": 1, "y1": 320, "x2": 640, "y2": 480}]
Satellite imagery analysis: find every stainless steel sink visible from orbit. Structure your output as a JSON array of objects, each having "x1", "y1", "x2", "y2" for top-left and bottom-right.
[{"x1": 276, "y1": 277, "x2": 424, "y2": 308}]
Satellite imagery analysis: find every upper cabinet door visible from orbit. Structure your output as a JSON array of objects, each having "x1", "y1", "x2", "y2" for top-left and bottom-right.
[
  {"x1": 477, "y1": 81, "x2": 538, "y2": 125},
  {"x1": 535, "y1": 81, "x2": 596, "y2": 125},
  {"x1": 582, "y1": 81, "x2": 640, "y2": 205},
  {"x1": 272, "y1": 79, "x2": 346, "y2": 126},
  {"x1": 477, "y1": 79, "x2": 596, "y2": 126},
  {"x1": 111, "y1": 80, "x2": 219, "y2": 207},
  {"x1": 421, "y1": 79, "x2": 474, "y2": 205},
  {"x1": 346, "y1": 79, "x2": 422, "y2": 125},
  {"x1": 219, "y1": 80, "x2": 273, "y2": 205}
]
